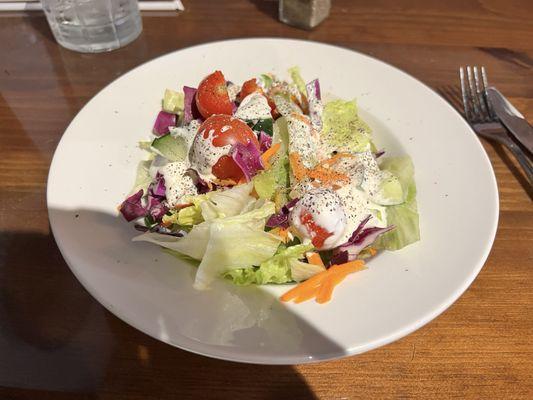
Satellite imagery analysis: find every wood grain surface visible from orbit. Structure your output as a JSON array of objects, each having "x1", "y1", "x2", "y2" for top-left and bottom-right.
[{"x1": 0, "y1": 0, "x2": 532, "y2": 399}]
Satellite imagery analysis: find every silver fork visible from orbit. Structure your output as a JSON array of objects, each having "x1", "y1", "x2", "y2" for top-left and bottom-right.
[{"x1": 459, "y1": 66, "x2": 533, "y2": 185}]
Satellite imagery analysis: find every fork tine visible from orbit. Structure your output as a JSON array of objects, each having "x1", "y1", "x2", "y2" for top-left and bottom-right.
[
  {"x1": 466, "y1": 66, "x2": 481, "y2": 122},
  {"x1": 459, "y1": 67, "x2": 472, "y2": 121},
  {"x1": 481, "y1": 66, "x2": 496, "y2": 119},
  {"x1": 473, "y1": 66, "x2": 490, "y2": 121}
]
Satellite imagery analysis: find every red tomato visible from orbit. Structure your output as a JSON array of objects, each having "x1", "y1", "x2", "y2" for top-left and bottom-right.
[
  {"x1": 196, "y1": 71, "x2": 233, "y2": 118},
  {"x1": 300, "y1": 210, "x2": 333, "y2": 248},
  {"x1": 197, "y1": 115, "x2": 259, "y2": 182},
  {"x1": 238, "y1": 78, "x2": 278, "y2": 117},
  {"x1": 238, "y1": 78, "x2": 263, "y2": 102}
]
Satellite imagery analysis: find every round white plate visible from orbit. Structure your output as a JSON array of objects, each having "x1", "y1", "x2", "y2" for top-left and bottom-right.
[{"x1": 47, "y1": 38, "x2": 498, "y2": 364}]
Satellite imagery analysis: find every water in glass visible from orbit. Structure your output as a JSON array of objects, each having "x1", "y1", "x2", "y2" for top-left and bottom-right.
[{"x1": 41, "y1": 0, "x2": 142, "y2": 53}]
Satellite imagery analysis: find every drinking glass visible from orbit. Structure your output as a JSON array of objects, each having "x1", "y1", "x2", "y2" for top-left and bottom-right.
[{"x1": 41, "y1": 0, "x2": 143, "y2": 53}]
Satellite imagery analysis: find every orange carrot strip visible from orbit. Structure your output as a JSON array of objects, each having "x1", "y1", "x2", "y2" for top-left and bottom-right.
[
  {"x1": 261, "y1": 142, "x2": 281, "y2": 169},
  {"x1": 293, "y1": 283, "x2": 322, "y2": 303},
  {"x1": 368, "y1": 247, "x2": 377, "y2": 257},
  {"x1": 306, "y1": 252, "x2": 325, "y2": 268},
  {"x1": 277, "y1": 227, "x2": 290, "y2": 243},
  {"x1": 289, "y1": 152, "x2": 308, "y2": 181},
  {"x1": 329, "y1": 260, "x2": 366, "y2": 273},
  {"x1": 290, "y1": 112, "x2": 311, "y2": 125},
  {"x1": 316, "y1": 273, "x2": 348, "y2": 304},
  {"x1": 317, "y1": 152, "x2": 354, "y2": 168},
  {"x1": 280, "y1": 270, "x2": 329, "y2": 302},
  {"x1": 315, "y1": 262, "x2": 367, "y2": 304}
]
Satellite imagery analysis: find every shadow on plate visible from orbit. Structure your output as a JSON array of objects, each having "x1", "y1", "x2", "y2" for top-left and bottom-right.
[{"x1": 0, "y1": 206, "x2": 349, "y2": 398}]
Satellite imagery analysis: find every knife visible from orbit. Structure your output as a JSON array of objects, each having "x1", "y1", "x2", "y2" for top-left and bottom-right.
[{"x1": 486, "y1": 87, "x2": 533, "y2": 155}]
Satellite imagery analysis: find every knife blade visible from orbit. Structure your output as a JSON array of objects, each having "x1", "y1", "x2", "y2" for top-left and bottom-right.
[{"x1": 486, "y1": 87, "x2": 533, "y2": 154}]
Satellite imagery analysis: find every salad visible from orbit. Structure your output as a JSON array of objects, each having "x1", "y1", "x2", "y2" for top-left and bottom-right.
[{"x1": 119, "y1": 67, "x2": 420, "y2": 304}]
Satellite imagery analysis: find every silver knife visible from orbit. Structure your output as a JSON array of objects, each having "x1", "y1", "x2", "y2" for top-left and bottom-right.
[{"x1": 486, "y1": 87, "x2": 533, "y2": 154}]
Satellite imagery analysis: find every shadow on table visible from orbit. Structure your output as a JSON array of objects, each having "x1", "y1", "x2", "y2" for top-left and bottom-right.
[{"x1": 0, "y1": 207, "x2": 348, "y2": 398}]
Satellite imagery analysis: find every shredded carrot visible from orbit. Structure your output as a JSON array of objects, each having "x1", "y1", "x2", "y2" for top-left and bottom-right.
[
  {"x1": 316, "y1": 273, "x2": 347, "y2": 304},
  {"x1": 294, "y1": 287, "x2": 321, "y2": 303},
  {"x1": 308, "y1": 166, "x2": 350, "y2": 185},
  {"x1": 290, "y1": 112, "x2": 311, "y2": 125},
  {"x1": 280, "y1": 260, "x2": 366, "y2": 304},
  {"x1": 261, "y1": 142, "x2": 281, "y2": 169},
  {"x1": 289, "y1": 152, "x2": 308, "y2": 181},
  {"x1": 280, "y1": 269, "x2": 329, "y2": 302},
  {"x1": 316, "y1": 152, "x2": 354, "y2": 168},
  {"x1": 306, "y1": 252, "x2": 325, "y2": 267},
  {"x1": 277, "y1": 227, "x2": 290, "y2": 243},
  {"x1": 368, "y1": 247, "x2": 377, "y2": 257}
]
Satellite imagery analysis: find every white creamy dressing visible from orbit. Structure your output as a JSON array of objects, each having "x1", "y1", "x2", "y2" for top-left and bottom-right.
[
  {"x1": 149, "y1": 155, "x2": 197, "y2": 207},
  {"x1": 189, "y1": 125, "x2": 231, "y2": 181},
  {"x1": 169, "y1": 119, "x2": 200, "y2": 151},
  {"x1": 290, "y1": 188, "x2": 347, "y2": 250},
  {"x1": 160, "y1": 161, "x2": 197, "y2": 206},
  {"x1": 288, "y1": 150, "x2": 388, "y2": 248},
  {"x1": 306, "y1": 83, "x2": 324, "y2": 132},
  {"x1": 234, "y1": 92, "x2": 271, "y2": 121},
  {"x1": 272, "y1": 94, "x2": 301, "y2": 117},
  {"x1": 226, "y1": 82, "x2": 241, "y2": 103},
  {"x1": 286, "y1": 113, "x2": 320, "y2": 169}
]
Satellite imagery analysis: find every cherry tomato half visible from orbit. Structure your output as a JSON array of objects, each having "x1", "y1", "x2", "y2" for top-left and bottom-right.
[
  {"x1": 238, "y1": 78, "x2": 278, "y2": 117},
  {"x1": 196, "y1": 71, "x2": 233, "y2": 119},
  {"x1": 197, "y1": 114, "x2": 259, "y2": 182}
]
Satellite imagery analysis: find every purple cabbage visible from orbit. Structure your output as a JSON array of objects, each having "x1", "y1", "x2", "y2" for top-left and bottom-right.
[
  {"x1": 153, "y1": 111, "x2": 176, "y2": 136},
  {"x1": 306, "y1": 78, "x2": 322, "y2": 131},
  {"x1": 231, "y1": 101, "x2": 238, "y2": 115},
  {"x1": 183, "y1": 86, "x2": 202, "y2": 124},
  {"x1": 187, "y1": 168, "x2": 213, "y2": 194},
  {"x1": 266, "y1": 198, "x2": 300, "y2": 229},
  {"x1": 306, "y1": 78, "x2": 321, "y2": 100},
  {"x1": 329, "y1": 250, "x2": 349, "y2": 266},
  {"x1": 375, "y1": 150, "x2": 385, "y2": 158},
  {"x1": 266, "y1": 213, "x2": 290, "y2": 229},
  {"x1": 231, "y1": 141, "x2": 264, "y2": 181},
  {"x1": 146, "y1": 195, "x2": 168, "y2": 221},
  {"x1": 119, "y1": 189, "x2": 147, "y2": 222},
  {"x1": 134, "y1": 224, "x2": 183, "y2": 237},
  {"x1": 149, "y1": 173, "x2": 166, "y2": 198},
  {"x1": 259, "y1": 131, "x2": 272, "y2": 152},
  {"x1": 338, "y1": 223, "x2": 395, "y2": 261}
]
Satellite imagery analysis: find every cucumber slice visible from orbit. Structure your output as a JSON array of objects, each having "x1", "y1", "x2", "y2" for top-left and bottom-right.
[
  {"x1": 151, "y1": 134, "x2": 188, "y2": 162},
  {"x1": 246, "y1": 118, "x2": 274, "y2": 136}
]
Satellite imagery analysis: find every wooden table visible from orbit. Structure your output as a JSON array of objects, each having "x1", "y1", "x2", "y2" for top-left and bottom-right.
[{"x1": 1, "y1": 1, "x2": 532, "y2": 398}]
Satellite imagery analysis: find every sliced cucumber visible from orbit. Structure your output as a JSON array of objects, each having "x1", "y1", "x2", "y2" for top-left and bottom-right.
[
  {"x1": 246, "y1": 118, "x2": 274, "y2": 136},
  {"x1": 151, "y1": 134, "x2": 188, "y2": 162}
]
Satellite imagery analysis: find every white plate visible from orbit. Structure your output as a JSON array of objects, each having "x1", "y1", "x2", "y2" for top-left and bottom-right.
[{"x1": 47, "y1": 38, "x2": 498, "y2": 364}]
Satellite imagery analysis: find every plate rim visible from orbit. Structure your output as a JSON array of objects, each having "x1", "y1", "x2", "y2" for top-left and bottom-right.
[{"x1": 47, "y1": 37, "x2": 500, "y2": 364}]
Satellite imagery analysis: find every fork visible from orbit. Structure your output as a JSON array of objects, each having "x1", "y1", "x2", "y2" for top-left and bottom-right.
[{"x1": 459, "y1": 66, "x2": 533, "y2": 185}]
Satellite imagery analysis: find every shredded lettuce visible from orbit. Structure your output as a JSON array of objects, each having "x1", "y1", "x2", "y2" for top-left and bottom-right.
[
  {"x1": 375, "y1": 157, "x2": 420, "y2": 250},
  {"x1": 288, "y1": 66, "x2": 307, "y2": 96},
  {"x1": 193, "y1": 201, "x2": 280, "y2": 289},
  {"x1": 224, "y1": 244, "x2": 314, "y2": 286},
  {"x1": 129, "y1": 159, "x2": 153, "y2": 195},
  {"x1": 253, "y1": 156, "x2": 290, "y2": 201},
  {"x1": 321, "y1": 100, "x2": 372, "y2": 153},
  {"x1": 199, "y1": 182, "x2": 255, "y2": 221},
  {"x1": 133, "y1": 221, "x2": 211, "y2": 260}
]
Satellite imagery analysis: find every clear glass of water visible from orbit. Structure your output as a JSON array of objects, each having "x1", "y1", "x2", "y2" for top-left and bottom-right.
[{"x1": 41, "y1": 0, "x2": 143, "y2": 53}]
